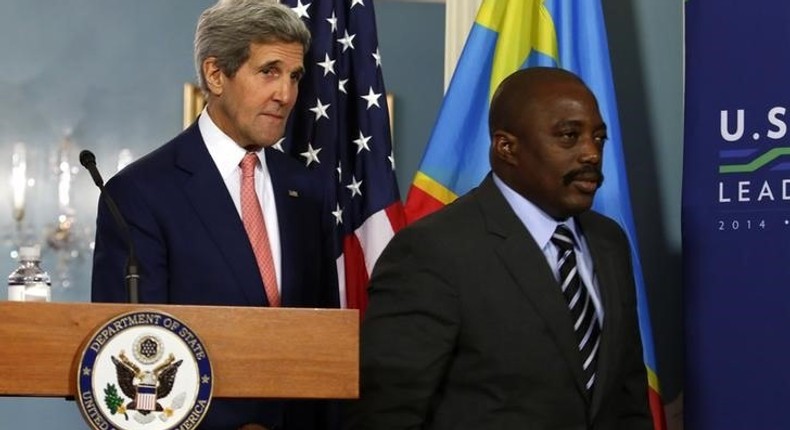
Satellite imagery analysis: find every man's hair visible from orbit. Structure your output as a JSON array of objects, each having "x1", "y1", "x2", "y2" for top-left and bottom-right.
[
  {"x1": 194, "y1": 0, "x2": 311, "y2": 93},
  {"x1": 488, "y1": 67, "x2": 585, "y2": 138}
]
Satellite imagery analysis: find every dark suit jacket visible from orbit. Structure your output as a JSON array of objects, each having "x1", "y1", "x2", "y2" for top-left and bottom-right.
[
  {"x1": 346, "y1": 175, "x2": 652, "y2": 429},
  {"x1": 91, "y1": 122, "x2": 339, "y2": 429}
]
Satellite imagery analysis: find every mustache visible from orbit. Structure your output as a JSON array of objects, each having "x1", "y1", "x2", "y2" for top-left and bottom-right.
[{"x1": 562, "y1": 166, "x2": 605, "y2": 187}]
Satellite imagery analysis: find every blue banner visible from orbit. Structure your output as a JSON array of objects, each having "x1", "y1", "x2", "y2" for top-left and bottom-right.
[{"x1": 684, "y1": 1, "x2": 790, "y2": 427}]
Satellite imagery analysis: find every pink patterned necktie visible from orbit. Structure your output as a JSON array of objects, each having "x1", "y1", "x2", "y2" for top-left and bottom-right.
[{"x1": 240, "y1": 152, "x2": 280, "y2": 307}]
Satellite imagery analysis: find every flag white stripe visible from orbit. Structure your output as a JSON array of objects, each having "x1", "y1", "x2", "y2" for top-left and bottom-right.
[
  {"x1": 336, "y1": 255, "x2": 347, "y2": 309},
  {"x1": 355, "y1": 209, "x2": 396, "y2": 274}
]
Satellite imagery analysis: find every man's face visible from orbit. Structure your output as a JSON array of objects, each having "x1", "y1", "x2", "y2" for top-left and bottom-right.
[
  {"x1": 209, "y1": 41, "x2": 304, "y2": 148},
  {"x1": 508, "y1": 80, "x2": 607, "y2": 219}
]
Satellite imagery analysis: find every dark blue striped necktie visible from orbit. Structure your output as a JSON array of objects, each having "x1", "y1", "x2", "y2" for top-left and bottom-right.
[{"x1": 551, "y1": 224, "x2": 601, "y2": 393}]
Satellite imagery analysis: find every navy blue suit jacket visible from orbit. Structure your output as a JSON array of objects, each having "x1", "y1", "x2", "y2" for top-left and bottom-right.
[{"x1": 91, "y1": 122, "x2": 339, "y2": 429}]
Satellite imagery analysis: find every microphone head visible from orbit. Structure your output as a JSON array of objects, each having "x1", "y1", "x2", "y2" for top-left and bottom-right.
[{"x1": 79, "y1": 150, "x2": 96, "y2": 168}]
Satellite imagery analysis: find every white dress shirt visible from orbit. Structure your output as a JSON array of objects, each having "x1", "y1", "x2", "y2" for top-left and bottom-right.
[
  {"x1": 493, "y1": 174, "x2": 604, "y2": 322},
  {"x1": 198, "y1": 109, "x2": 282, "y2": 292}
]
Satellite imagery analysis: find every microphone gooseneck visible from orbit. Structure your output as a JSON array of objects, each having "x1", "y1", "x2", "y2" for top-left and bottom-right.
[{"x1": 80, "y1": 150, "x2": 140, "y2": 304}]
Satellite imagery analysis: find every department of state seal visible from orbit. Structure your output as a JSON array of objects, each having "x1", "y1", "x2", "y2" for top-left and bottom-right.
[{"x1": 76, "y1": 310, "x2": 213, "y2": 430}]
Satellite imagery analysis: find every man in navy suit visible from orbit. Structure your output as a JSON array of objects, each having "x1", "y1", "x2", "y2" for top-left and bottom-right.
[
  {"x1": 91, "y1": 1, "x2": 338, "y2": 428},
  {"x1": 345, "y1": 68, "x2": 652, "y2": 429}
]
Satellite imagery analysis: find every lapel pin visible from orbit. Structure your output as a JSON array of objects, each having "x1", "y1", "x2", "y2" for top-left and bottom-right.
[{"x1": 288, "y1": 190, "x2": 299, "y2": 197}]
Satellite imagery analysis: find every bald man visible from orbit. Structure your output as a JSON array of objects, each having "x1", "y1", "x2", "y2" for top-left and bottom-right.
[{"x1": 345, "y1": 68, "x2": 652, "y2": 429}]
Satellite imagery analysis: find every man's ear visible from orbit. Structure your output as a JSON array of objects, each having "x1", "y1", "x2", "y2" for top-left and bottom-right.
[
  {"x1": 203, "y1": 57, "x2": 224, "y2": 96},
  {"x1": 492, "y1": 131, "x2": 518, "y2": 166}
]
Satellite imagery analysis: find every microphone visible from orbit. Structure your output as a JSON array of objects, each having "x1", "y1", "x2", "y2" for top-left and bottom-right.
[{"x1": 80, "y1": 150, "x2": 139, "y2": 304}]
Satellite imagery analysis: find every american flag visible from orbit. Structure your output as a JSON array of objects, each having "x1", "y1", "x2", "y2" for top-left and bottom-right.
[{"x1": 279, "y1": 0, "x2": 405, "y2": 311}]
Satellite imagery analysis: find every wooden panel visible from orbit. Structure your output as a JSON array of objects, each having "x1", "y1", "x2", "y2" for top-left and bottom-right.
[{"x1": 0, "y1": 301, "x2": 358, "y2": 399}]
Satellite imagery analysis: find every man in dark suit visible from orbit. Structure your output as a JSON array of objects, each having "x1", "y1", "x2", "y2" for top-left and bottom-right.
[
  {"x1": 91, "y1": 1, "x2": 337, "y2": 428},
  {"x1": 345, "y1": 68, "x2": 653, "y2": 429}
]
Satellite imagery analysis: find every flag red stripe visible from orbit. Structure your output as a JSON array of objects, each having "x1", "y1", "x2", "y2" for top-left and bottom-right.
[
  {"x1": 385, "y1": 201, "x2": 406, "y2": 231},
  {"x1": 343, "y1": 233, "x2": 370, "y2": 313},
  {"x1": 648, "y1": 387, "x2": 667, "y2": 430},
  {"x1": 404, "y1": 185, "x2": 447, "y2": 224}
]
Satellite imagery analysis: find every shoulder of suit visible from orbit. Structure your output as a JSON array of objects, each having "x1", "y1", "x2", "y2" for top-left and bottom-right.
[
  {"x1": 579, "y1": 210, "x2": 621, "y2": 228},
  {"x1": 578, "y1": 210, "x2": 630, "y2": 243},
  {"x1": 105, "y1": 127, "x2": 191, "y2": 190},
  {"x1": 397, "y1": 191, "x2": 482, "y2": 244}
]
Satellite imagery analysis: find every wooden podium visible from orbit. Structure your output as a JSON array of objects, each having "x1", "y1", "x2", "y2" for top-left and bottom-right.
[{"x1": 0, "y1": 301, "x2": 358, "y2": 399}]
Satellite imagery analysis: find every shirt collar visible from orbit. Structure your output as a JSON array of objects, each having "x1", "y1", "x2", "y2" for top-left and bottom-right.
[
  {"x1": 198, "y1": 107, "x2": 267, "y2": 178},
  {"x1": 492, "y1": 173, "x2": 581, "y2": 250}
]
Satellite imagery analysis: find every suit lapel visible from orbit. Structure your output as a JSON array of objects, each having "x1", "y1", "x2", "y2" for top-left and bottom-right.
[
  {"x1": 264, "y1": 147, "x2": 308, "y2": 307},
  {"x1": 174, "y1": 123, "x2": 266, "y2": 305},
  {"x1": 579, "y1": 213, "x2": 625, "y2": 419},
  {"x1": 476, "y1": 177, "x2": 590, "y2": 398}
]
